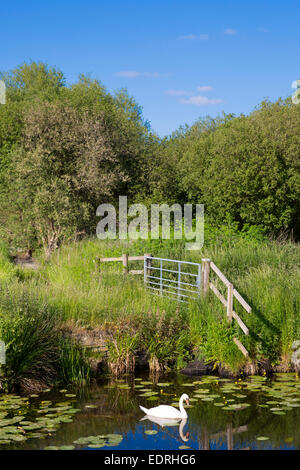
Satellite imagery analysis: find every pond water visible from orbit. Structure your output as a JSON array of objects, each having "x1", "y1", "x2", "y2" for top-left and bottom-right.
[{"x1": 0, "y1": 372, "x2": 299, "y2": 450}]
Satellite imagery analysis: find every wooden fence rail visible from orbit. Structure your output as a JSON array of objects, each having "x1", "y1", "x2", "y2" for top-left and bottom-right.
[
  {"x1": 201, "y1": 258, "x2": 251, "y2": 357},
  {"x1": 96, "y1": 253, "x2": 151, "y2": 275}
]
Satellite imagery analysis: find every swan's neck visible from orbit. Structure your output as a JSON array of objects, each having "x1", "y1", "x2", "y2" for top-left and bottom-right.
[
  {"x1": 179, "y1": 396, "x2": 188, "y2": 418},
  {"x1": 179, "y1": 418, "x2": 188, "y2": 441}
]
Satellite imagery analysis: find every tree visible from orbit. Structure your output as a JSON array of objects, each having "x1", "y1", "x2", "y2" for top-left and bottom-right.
[{"x1": 2, "y1": 101, "x2": 126, "y2": 256}]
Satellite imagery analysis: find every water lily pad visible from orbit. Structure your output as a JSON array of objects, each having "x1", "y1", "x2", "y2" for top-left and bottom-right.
[
  {"x1": 256, "y1": 436, "x2": 269, "y2": 441},
  {"x1": 145, "y1": 430, "x2": 158, "y2": 435},
  {"x1": 74, "y1": 437, "x2": 93, "y2": 445},
  {"x1": 139, "y1": 392, "x2": 158, "y2": 397},
  {"x1": 117, "y1": 384, "x2": 131, "y2": 390},
  {"x1": 59, "y1": 445, "x2": 75, "y2": 450}
]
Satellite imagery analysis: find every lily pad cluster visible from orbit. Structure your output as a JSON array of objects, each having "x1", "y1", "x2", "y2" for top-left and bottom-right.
[
  {"x1": 0, "y1": 390, "x2": 79, "y2": 446},
  {"x1": 72, "y1": 433, "x2": 123, "y2": 449}
]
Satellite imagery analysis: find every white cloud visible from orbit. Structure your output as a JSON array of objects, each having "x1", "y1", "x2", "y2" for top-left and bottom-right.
[
  {"x1": 223, "y1": 28, "x2": 237, "y2": 35},
  {"x1": 166, "y1": 89, "x2": 188, "y2": 96},
  {"x1": 197, "y1": 85, "x2": 213, "y2": 92},
  {"x1": 115, "y1": 71, "x2": 141, "y2": 78},
  {"x1": 180, "y1": 95, "x2": 223, "y2": 106},
  {"x1": 115, "y1": 71, "x2": 163, "y2": 78},
  {"x1": 143, "y1": 72, "x2": 161, "y2": 78},
  {"x1": 178, "y1": 34, "x2": 198, "y2": 40},
  {"x1": 177, "y1": 33, "x2": 208, "y2": 40}
]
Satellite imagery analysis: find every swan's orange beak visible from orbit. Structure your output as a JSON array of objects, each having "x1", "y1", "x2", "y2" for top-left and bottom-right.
[{"x1": 186, "y1": 399, "x2": 190, "y2": 406}]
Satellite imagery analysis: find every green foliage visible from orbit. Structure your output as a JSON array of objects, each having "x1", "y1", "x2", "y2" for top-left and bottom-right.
[
  {"x1": 0, "y1": 62, "x2": 299, "y2": 255},
  {"x1": 0, "y1": 232, "x2": 299, "y2": 381},
  {"x1": 188, "y1": 298, "x2": 244, "y2": 373},
  {"x1": 138, "y1": 307, "x2": 192, "y2": 372},
  {"x1": 0, "y1": 282, "x2": 92, "y2": 391},
  {"x1": 107, "y1": 332, "x2": 138, "y2": 376},
  {"x1": 0, "y1": 241, "x2": 17, "y2": 282},
  {"x1": 58, "y1": 338, "x2": 91, "y2": 386},
  {"x1": 0, "y1": 284, "x2": 60, "y2": 391},
  {"x1": 0, "y1": 62, "x2": 151, "y2": 255},
  {"x1": 175, "y1": 100, "x2": 300, "y2": 235}
]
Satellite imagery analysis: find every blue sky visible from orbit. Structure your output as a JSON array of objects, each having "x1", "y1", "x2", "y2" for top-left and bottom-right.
[{"x1": 1, "y1": 0, "x2": 300, "y2": 136}]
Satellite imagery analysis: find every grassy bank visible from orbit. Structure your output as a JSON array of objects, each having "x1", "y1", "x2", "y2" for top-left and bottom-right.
[{"x1": 0, "y1": 222, "x2": 299, "y2": 390}]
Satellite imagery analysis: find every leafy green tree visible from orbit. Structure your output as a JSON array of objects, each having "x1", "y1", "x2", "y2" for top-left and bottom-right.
[
  {"x1": 2, "y1": 101, "x2": 128, "y2": 256},
  {"x1": 177, "y1": 101, "x2": 300, "y2": 235},
  {"x1": 0, "y1": 63, "x2": 152, "y2": 255}
]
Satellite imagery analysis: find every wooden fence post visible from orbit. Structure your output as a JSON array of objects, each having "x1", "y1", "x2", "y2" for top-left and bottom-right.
[
  {"x1": 95, "y1": 257, "x2": 101, "y2": 273},
  {"x1": 227, "y1": 423, "x2": 233, "y2": 451},
  {"x1": 144, "y1": 253, "x2": 152, "y2": 280},
  {"x1": 122, "y1": 253, "x2": 128, "y2": 274},
  {"x1": 201, "y1": 258, "x2": 211, "y2": 295},
  {"x1": 227, "y1": 282, "x2": 233, "y2": 323}
]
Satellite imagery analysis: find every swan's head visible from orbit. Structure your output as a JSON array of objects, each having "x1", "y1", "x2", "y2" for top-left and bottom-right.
[{"x1": 182, "y1": 393, "x2": 190, "y2": 406}]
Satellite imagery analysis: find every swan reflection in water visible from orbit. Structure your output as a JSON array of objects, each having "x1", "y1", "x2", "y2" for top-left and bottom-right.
[{"x1": 140, "y1": 416, "x2": 190, "y2": 442}]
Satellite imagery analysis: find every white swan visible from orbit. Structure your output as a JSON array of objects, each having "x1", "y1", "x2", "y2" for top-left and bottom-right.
[{"x1": 139, "y1": 393, "x2": 189, "y2": 419}]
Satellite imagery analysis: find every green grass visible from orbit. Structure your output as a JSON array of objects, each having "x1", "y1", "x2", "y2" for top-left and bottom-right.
[
  {"x1": 0, "y1": 221, "x2": 299, "y2": 380},
  {"x1": 0, "y1": 241, "x2": 18, "y2": 282}
]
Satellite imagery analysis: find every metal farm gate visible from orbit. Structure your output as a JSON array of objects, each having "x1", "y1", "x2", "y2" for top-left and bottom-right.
[{"x1": 144, "y1": 255, "x2": 201, "y2": 302}]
